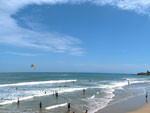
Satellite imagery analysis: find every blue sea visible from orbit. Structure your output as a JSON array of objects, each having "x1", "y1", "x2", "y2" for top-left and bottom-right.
[{"x1": 0, "y1": 72, "x2": 150, "y2": 113}]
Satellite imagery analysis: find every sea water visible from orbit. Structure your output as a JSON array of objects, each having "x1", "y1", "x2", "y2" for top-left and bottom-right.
[{"x1": 0, "y1": 72, "x2": 149, "y2": 113}]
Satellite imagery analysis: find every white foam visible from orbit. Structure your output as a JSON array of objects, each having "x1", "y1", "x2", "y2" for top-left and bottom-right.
[
  {"x1": 86, "y1": 91, "x2": 115, "y2": 113},
  {"x1": 58, "y1": 87, "x2": 88, "y2": 94},
  {"x1": 124, "y1": 78, "x2": 150, "y2": 84},
  {"x1": 108, "y1": 87, "x2": 146, "y2": 108},
  {"x1": 45, "y1": 103, "x2": 67, "y2": 110},
  {"x1": 0, "y1": 87, "x2": 86, "y2": 105},
  {"x1": 88, "y1": 95, "x2": 95, "y2": 99},
  {"x1": 0, "y1": 96, "x2": 34, "y2": 105},
  {"x1": 0, "y1": 80, "x2": 77, "y2": 87}
]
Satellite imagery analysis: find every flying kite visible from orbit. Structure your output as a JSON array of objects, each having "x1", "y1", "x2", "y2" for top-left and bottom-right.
[{"x1": 31, "y1": 64, "x2": 34, "y2": 68}]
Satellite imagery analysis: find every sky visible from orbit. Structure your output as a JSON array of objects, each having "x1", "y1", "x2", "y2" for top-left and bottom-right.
[{"x1": 0, "y1": 0, "x2": 150, "y2": 73}]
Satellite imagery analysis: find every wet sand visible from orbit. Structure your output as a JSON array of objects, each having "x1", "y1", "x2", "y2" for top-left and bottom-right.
[
  {"x1": 127, "y1": 103, "x2": 150, "y2": 113},
  {"x1": 96, "y1": 93, "x2": 147, "y2": 113}
]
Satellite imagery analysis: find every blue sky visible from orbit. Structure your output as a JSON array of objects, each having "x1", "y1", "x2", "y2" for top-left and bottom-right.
[{"x1": 0, "y1": 0, "x2": 150, "y2": 73}]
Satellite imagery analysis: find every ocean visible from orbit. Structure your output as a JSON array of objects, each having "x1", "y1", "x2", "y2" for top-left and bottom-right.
[{"x1": 0, "y1": 72, "x2": 150, "y2": 113}]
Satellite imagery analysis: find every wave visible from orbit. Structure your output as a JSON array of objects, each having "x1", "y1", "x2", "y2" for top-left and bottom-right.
[
  {"x1": 45, "y1": 103, "x2": 67, "y2": 110},
  {"x1": 0, "y1": 77, "x2": 149, "y2": 109},
  {"x1": 0, "y1": 87, "x2": 86, "y2": 105},
  {"x1": 86, "y1": 90, "x2": 115, "y2": 113},
  {"x1": 124, "y1": 78, "x2": 150, "y2": 84},
  {"x1": 0, "y1": 96, "x2": 34, "y2": 105},
  {"x1": 107, "y1": 87, "x2": 146, "y2": 108},
  {"x1": 88, "y1": 95, "x2": 95, "y2": 99},
  {"x1": 0, "y1": 80, "x2": 77, "y2": 87}
]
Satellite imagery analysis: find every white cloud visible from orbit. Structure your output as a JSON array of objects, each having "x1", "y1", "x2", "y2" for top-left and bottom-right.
[
  {"x1": 0, "y1": 0, "x2": 150, "y2": 56},
  {"x1": 5, "y1": 52, "x2": 40, "y2": 56},
  {"x1": 0, "y1": 0, "x2": 84, "y2": 56}
]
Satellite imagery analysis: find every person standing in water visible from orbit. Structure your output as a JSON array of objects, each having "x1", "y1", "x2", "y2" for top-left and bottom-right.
[
  {"x1": 83, "y1": 89, "x2": 85, "y2": 95},
  {"x1": 68, "y1": 103, "x2": 71, "y2": 112},
  {"x1": 85, "y1": 110, "x2": 88, "y2": 113},
  {"x1": 55, "y1": 92, "x2": 58, "y2": 98},
  {"x1": 17, "y1": 97, "x2": 20, "y2": 108},
  {"x1": 146, "y1": 92, "x2": 148, "y2": 103},
  {"x1": 128, "y1": 80, "x2": 130, "y2": 86},
  {"x1": 17, "y1": 97, "x2": 20, "y2": 104},
  {"x1": 39, "y1": 101, "x2": 42, "y2": 109}
]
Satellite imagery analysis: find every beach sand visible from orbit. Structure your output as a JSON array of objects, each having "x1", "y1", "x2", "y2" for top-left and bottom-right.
[
  {"x1": 127, "y1": 103, "x2": 150, "y2": 113},
  {"x1": 96, "y1": 93, "x2": 147, "y2": 113}
]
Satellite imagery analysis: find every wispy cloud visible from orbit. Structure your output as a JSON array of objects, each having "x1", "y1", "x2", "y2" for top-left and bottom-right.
[
  {"x1": 5, "y1": 52, "x2": 40, "y2": 56},
  {"x1": 0, "y1": 0, "x2": 84, "y2": 56},
  {"x1": 0, "y1": 0, "x2": 150, "y2": 56}
]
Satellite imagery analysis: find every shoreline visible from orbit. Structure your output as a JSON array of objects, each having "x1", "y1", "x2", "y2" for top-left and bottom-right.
[
  {"x1": 96, "y1": 92, "x2": 147, "y2": 113},
  {"x1": 127, "y1": 103, "x2": 150, "y2": 113}
]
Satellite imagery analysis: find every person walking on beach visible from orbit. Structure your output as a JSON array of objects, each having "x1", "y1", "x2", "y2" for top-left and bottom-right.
[
  {"x1": 39, "y1": 101, "x2": 42, "y2": 109},
  {"x1": 68, "y1": 103, "x2": 71, "y2": 112}
]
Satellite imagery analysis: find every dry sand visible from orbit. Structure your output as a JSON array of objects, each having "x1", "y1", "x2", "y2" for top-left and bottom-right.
[{"x1": 127, "y1": 103, "x2": 150, "y2": 113}]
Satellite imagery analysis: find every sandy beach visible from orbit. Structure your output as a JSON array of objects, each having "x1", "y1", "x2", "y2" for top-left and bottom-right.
[{"x1": 127, "y1": 103, "x2": 150, "y2": 113}]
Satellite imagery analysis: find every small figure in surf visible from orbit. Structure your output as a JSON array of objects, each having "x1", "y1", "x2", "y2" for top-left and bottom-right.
[
  {"x1": 17, "y1": 97, "x2": 20, "y2": 108},
  {"x1": 83, "y1": 89, "x2": 85, "y2": 95},
  {"x1": 146, "y1": 92, "x2": 148, "y2": 103},
  {"x1": 55, "y1": 92, "x2": 58, "y2": 98},
  {"x1": 68, "y1": 103, "x2": 71, "y2": 112},
  {"x1": 85, "y1": 110, "x2": 88, "y2": 113},
  {"x1": 39, "y1": 101, "x2": 42, "y2": 109},
  {"x1": 127, "y1": 80, "x2": 130, "y2": 86},
  {"x1": 45, "y1": 91, "x2": 46, "y2": 94},
  {"x1": 17, "y1": 97, "x2": 20, "y2": 104}
]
